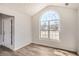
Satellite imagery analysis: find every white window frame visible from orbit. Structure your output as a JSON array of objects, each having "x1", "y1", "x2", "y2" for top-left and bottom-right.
[{"x1": 39, "y1": 11, "x2": 60, "y2": 41}]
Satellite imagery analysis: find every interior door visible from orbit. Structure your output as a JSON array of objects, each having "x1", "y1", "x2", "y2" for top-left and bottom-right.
[{"x1": 3, "y1": 17, "x2": 12, "y2": 49}]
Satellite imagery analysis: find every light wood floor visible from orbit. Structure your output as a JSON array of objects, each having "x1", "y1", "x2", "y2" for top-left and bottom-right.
[{"x1": 0, "y1": 43, "x2": 77, "y2": 56}]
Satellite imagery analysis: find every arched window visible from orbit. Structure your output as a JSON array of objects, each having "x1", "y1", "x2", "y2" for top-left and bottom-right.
[{"x1": 40, "y1": 11, "x2": 60, "y2": 40}]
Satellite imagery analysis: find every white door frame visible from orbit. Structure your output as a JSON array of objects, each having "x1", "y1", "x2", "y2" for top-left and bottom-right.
[{"x1": 2, "y1": 15, "x2": 14, "y2": 50}]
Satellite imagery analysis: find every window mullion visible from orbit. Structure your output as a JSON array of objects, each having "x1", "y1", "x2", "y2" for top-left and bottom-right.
[{"x1": 48, "y1": 20, "x2": 50, "y2": 39}]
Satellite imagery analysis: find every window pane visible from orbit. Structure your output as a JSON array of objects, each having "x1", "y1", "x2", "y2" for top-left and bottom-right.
[
  {"x1": 49, "y1": 20, "x2": 59, "y2": 31},
  {"x1": 50, "y1": 31, "x2": 59, "y2": 40},
  {"x1": 40, "y1": 31, "x2": 48, "y2": 38},
  {"x1": 41, "y1": 21, "x2": 48, "y2": 31}
]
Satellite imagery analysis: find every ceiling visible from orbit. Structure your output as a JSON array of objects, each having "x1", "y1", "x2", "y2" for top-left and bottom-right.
[{"x1": 0, "y1": 3, "x2": 79, "y2": 16}]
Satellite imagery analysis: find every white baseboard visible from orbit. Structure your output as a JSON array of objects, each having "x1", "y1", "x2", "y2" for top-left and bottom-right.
[
  {"x1": 13, "y1": 42, "x2": 32, "y2": 51},
  {"x1": 32, "y1": 41, "x2": 76, "y2": 52}
]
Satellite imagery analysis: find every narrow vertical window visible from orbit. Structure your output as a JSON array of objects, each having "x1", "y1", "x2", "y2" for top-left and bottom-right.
[{"x1": 40, "y1": 11, "x2": 60, "y2": 40}]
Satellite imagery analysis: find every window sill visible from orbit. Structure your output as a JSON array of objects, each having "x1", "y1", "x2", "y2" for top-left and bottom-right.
[{"x1": 39, "y1": 38, "x2": 60, "y2": 42}]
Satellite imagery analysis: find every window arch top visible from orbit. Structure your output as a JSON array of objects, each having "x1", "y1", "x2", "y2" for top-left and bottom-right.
[{"x1": 41, "y1": 11, "x2": 60, "y2": 22}]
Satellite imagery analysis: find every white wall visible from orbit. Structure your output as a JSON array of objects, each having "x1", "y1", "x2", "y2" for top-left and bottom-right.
[
  {"x1": 0, "y1": 6, "x2": 32, "y2": 50},
  {"x1": 0, "y1": 16, "x2": 2, "y2": 45},
  {"x1": 14, "y1": 13, "x2": 32, "y2": 50},
  {"x1": 77, "y1": 9, "x2": 79, "y2": 54},
  {"x1": 32, "y1": 6, "x2": 77, "y2": 51}
]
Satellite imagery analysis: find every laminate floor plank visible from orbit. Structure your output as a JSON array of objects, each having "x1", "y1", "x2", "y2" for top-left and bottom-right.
[{"x1": 0, "y1": 43, "x2": 77, "y2": 56}]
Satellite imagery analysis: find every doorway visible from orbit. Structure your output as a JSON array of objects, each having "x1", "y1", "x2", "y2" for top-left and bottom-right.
[{"x1": 0, "y1": 13, "x2": 14, "y2": 50}]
